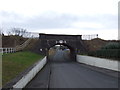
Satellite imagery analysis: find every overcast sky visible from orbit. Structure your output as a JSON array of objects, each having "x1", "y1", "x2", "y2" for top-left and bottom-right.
[{"x1": 0, "y1": 0, "x2": 119, "y2": 40}]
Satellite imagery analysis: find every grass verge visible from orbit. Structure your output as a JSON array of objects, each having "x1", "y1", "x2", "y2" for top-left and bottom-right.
[{"x1": 2, "y1": 51, "x2": 44, "y2": 86}]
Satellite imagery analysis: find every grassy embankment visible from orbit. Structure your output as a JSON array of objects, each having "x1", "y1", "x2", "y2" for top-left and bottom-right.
[{"x1": 2, "y1": 51, "x2": 44, "y2": 86}]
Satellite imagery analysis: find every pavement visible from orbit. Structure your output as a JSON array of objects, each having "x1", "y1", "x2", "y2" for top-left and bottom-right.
[{"x1": 25, "y1": 49, "x2": 119, "y2": 88}]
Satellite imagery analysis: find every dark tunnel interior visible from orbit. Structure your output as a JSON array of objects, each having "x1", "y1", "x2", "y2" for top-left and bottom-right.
[{"x1": 47, "y1": 44, "x2": 76, "y2": 62}]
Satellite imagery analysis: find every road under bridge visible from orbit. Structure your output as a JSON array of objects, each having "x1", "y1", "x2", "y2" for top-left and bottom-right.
[{"x1": 25, "y1": 49, "x2": 118, "y2": 88}]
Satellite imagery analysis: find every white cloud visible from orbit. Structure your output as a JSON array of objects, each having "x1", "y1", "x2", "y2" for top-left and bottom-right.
[
  {"x1": 0, "y1": 0, "x2": 119, "y2": 40},
  {"x1": 72, "y1": 22, "x2": 104, "y2": 29}
]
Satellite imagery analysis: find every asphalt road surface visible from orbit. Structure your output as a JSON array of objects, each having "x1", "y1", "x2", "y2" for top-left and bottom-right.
[{"x1": 25, "y1": 49, "x2": 118, "y2": 88}]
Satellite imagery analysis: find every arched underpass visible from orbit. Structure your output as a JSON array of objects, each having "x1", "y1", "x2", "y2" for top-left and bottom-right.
[
  {"x1": 48, "y1": 45, "x2": 70, "y2": 62},
  {"x1": 48, "y1": 43, "x2": 76, "y2": 62}
]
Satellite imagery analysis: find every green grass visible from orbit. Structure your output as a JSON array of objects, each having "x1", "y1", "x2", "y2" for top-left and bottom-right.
[{"x1": 2, "y1": 51, "x2": 44, "y2": 86}]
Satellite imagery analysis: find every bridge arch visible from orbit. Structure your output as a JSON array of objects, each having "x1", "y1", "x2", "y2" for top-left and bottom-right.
[{"x1": 47, "y1": 42, "x2": 76, "y2": 61}]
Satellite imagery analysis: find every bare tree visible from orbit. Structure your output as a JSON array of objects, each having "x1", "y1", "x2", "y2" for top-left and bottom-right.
[
  {"x1": 11, "y1": 28, "x2": 20, "y2": 35},
  {"x1": 8, "y1": 27, "x2": 27, "y2": 37},
  {"x1": 20, "y1": 29, "x2": 27, "y2": 37}
]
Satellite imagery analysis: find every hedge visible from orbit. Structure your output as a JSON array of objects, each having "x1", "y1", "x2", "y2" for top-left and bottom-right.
[
  {"x1": 88, "y1": 49, "x2": 120, "y2": 60},
  {"x1": 101, "y1": 42, "x2": 120, "y2": 49}
]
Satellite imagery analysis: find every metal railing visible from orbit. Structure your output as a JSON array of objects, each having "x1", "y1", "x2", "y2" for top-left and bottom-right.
[
  {"x1": 22, "y1": 32, "x2": 39, "y2": 38},
  {"x1": 82, "y1": 34, "x2": 98, "y2": 40},
  {"x1": 0, "y1": 48, "x2": 16, "y2": 54}
]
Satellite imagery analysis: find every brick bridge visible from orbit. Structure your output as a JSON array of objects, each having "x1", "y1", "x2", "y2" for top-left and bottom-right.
[{"x1": 33, "y1": 33, "x2": 87, "y2": 61}]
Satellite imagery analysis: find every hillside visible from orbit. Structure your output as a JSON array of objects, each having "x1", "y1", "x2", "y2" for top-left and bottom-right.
[
  {"x1": 24, "y1": 38, "x2": 39, "y2": 51},
  {"x1": 2, "y1": 35, "x2": 27, "y2": 47},
  {"x1": 83, "y1": 38, "x2": 119, "y2": 51}
]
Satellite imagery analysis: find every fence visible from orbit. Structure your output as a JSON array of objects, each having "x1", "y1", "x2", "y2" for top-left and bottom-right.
[
  {"x1": 82, "y1": 34, "x2": 98, "y2": 40},
  {"x1": 22, "y1": 32, "x2": 39, "y2": 38},
  {"x1": 0, "y1": 48, "x2": 16, "y2": 54}
]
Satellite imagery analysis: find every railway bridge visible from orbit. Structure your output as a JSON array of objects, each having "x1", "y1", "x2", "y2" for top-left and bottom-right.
[{"x1": 34, "y1": 33, "x2": 87, "y2": 61}]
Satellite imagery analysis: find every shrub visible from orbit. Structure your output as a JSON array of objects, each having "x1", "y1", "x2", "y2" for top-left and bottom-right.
[{"x1": 101, "y1": 42, "x2": 120, "y2": 49}]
